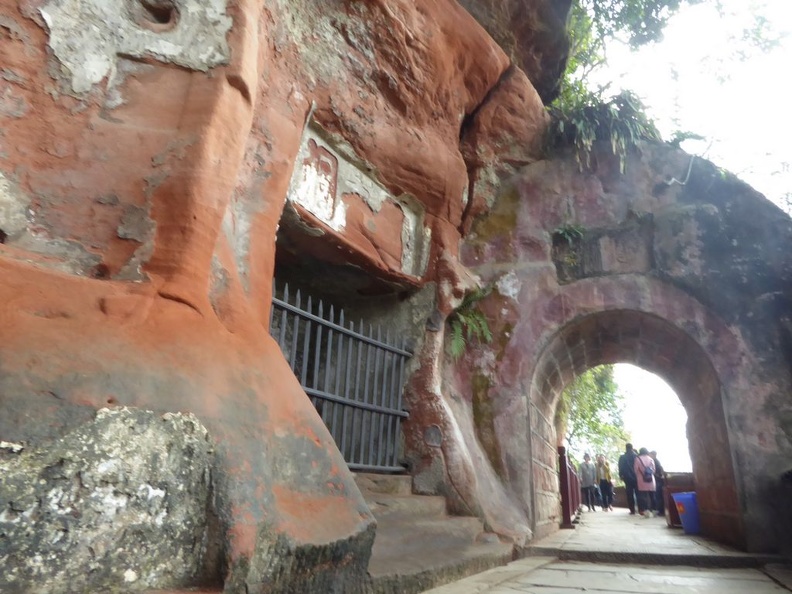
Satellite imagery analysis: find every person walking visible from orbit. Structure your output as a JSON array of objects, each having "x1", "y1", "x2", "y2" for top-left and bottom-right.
[
  {"x1": 618, "y1": 443, "x2": 639, "y2": 515},
  {"x1": 650, "y1": 450, "x2": 667, "y2": 516},
  {"x1": 596, "y1": 453, "x2": 614, "y2": 511},
  {"x1": 634, "y1": 447, "x2": 656, "y2": 517},
  {"x1": 578, "y1": 453, "x2": 597, "y2": 512}
]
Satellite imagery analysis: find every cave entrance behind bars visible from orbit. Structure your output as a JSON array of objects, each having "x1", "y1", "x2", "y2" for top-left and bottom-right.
[
  {"x1": 269, "y1": 278, "x2": 413, "y2": 473},
  {"x1": 269, "y1": 119, "x2": 435, "y2": 473}
]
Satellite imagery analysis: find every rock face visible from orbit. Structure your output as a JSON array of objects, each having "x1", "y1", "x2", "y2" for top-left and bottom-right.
[
  {"x1": 0, "y1": 0, "x2": 556, "y2": 590},
  {"x1": 0, "y1": 408, "x2": 214, "y2": 593},
  {"x1": 457, "y1": 0, "x2": 572, "y2": 102},
  {"x1": 2, "y1": 0, "x2": 790, "y2": 589}
]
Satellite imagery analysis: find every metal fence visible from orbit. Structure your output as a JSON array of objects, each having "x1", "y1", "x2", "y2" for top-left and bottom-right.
[{"x1": 270, "y1": 282, "x2": 412, "y2": 472}]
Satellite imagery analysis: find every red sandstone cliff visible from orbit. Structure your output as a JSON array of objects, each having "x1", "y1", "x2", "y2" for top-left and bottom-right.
[{"x1": 0, "y1": 0, "x2": 567, "y2": 590}]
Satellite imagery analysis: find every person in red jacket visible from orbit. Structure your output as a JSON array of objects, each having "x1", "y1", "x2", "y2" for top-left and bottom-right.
[{"x1": 634, "y1": 447, "x2": 656, "y2": 518}]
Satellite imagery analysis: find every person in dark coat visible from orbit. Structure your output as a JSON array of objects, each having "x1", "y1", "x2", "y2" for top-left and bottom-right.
[
  {"x1": 618, "y1": 442, "x2": 639, "y2": 515},
  {"x1": 650, "y1": 450, "x2": 667, "y2": 516}
]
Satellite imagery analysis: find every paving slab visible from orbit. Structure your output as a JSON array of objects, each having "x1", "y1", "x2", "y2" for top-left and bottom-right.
[
  {"x1": 508, "y1": 562, "x2": 789, "y2": 592},
  {"x1": 528, "y1": 508, "x2": 783, "y2": 566},
  {"x1": 424, "y1": 508, "x2": 792, "y2": 594},
  {"x1": 426, "y1": 560, "x2": 792, "y2": 594}
]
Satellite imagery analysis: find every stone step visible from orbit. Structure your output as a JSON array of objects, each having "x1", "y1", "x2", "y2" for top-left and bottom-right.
[
  {"x1": 357, "y1": 472, "x2": 514, "y2": 592},
  {"x1": 368, "y1": 507, "x2": 514, "y2": 594},
  {"x1": 143, "y1": 586, "x2": 223, "y2": 594},
  {"x1": 372, "y1": 516, "x2": 486, "y2": 550},
  {"x1": 365, "y1": 492, "x2": 447, "y2": 520},
  {"x1": 355, "y1": 471, "x2": 413, "y2": 495},
  {"x1": 369, "y1": 538, "x2": 514, "y2": 594}
]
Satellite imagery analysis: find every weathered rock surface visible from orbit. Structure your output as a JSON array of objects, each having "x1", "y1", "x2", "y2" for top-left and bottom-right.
[
  {"x1": 2, "y1": 0, "x2": 532, "y2": 588},
  {"x1": 460, "y1": 66, "x2": 548, "y2": 234},
  {"x1": 457, "y1": 0, "x2": 572, "y2": 102},
  {"x1": 0, "y1": 407, "x2": 214, "y2": 593},
  {"x1": 3, "y1": 0, "x2": 790, "y2": 589}
]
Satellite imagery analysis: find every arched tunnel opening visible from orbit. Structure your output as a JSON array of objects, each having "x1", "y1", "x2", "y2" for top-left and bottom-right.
[
  {"x1": 530, "y1": 309, "x2": 744, "y2": 548},
  {"x1": 614, "y1": 363, "x2": 692, "y2": 472},
  {"x1": 556, "y1": 363, "x2": 692, "y2": 471}
]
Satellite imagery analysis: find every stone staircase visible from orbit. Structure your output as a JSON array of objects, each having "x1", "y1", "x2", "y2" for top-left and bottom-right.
[{"x1": 357, "y1": 473, "x2": 515, "y2": 594}]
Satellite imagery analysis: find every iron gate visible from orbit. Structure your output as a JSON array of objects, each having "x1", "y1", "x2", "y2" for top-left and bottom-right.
[{"x1": 270, "y1": 282, "x2": 412, "y2": 472}]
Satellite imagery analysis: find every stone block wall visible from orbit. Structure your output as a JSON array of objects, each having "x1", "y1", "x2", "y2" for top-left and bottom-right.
[{"x1": 459, "y1": 143, "x2": 792, "y2": 552}]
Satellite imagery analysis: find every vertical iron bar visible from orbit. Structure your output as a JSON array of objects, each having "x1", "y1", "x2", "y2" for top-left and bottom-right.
[
  {"x1": 385, "y1": 332, "x2": 401, "y2": 467},
  {"x1": 351, "y1": 318, "x2": 365, "y2": 465},
  {"x1": 312, "y1": 300, "x2": 324, "y2": 417},
  {"x1": 320, "y1": 305, "x2": 335, "y2": 426},
  {"x1": 277, "y1": 282, "x2": 289, "y2": 350},
  {"x1": 288, "y1": 289, "x2": 301, "y2": 372},
  {"x1": 357, "y1": 322, "x2": 374, "y2": 464},
  {"x1": 339, "y1": 319, "x2": 355, "y2": 460},
  {"x1": 300, "y1": 296, "x2": 314, "y2": 406},
  {"x1": 330, "y1": 309, "x2": 345, "y2": 440},
  {"x1": 312, "y1": 300, "x2": 324, "y2": 390},
  {"x1": 394, "y1": 336, "x2": 408, "y2": 468},
  {"x1": 375, "y1": 328, "x2": 392, "y2": 468},
  {"x1": 367, "y1": 326, "x2": 383, "y2": 467},
  {"x1": 269, "y1": 280, "x2": 277, "y2": 333}
]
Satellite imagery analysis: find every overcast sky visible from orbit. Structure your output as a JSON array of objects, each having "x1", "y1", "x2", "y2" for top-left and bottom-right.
[
  {"x1": 591, "y1": 0, "x2": 792, "y2": 211},
  {"x1": 615, "y1": 364, "x2": 692, "y2": 472}
]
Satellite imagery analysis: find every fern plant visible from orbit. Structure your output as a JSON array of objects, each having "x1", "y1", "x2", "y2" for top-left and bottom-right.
[
  {"x1": 447, "y1": 287, "x2": 494, "y2": 360},
  {"x1": 553, "y1": 223, "x2": 585, "y2": 245},
  {"x1": 546, "y1": 89, "x2": 661, "y2": 173},
  {"x1": 668, "y1": 130, "x2": 706, "y2": 148}
]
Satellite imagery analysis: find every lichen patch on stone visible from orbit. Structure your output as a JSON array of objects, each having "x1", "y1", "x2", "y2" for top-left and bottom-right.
[
  {"x1": 0, "y1": 407, "x2": 215, "y2": 593},
  {"x1": 39, "y1": 0, "x2": 232, "y2": 94}
]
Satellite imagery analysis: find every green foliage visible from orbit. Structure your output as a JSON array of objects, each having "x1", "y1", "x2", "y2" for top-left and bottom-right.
[
  {"x1": 549, "y1": 0, "x2": 706, "y2": 171},
  {"x1": 553, "y1": 223, "x2": 585, "y2": 245},
  {"x1": 555, "y1": 0, "x2": 780, "y2": 167},
  {"x1": 560, "y1": 0, "x2": 701, "y2": 104},
  {"x1": 546, "y1": 89, "x2": 662, "y2": 173},
  {"x1": 555, "y1": 365, "x2": 631, "y2": 465},
  {"x1": 579, "y1": 0, "x2": 702, "y2": 50},
  {"x1": 562, "y1": 3, "x2": 605, "y2": 95},
  {"x1": 448, "y1": 287, "x2": 494, "y2": 360},
  {"x1": 668, "y1": 130, "x2": 706, "y2": 148}
]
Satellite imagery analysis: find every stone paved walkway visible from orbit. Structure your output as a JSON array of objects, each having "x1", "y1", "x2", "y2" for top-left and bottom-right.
[{"x1": 424, "y1": 508, "x2": 792, "y2": 593}]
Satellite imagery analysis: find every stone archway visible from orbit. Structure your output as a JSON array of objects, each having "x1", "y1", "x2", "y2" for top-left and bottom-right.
[
  {"x1": 432, "y1": 142, "x2": 792, "y2": 554},
  {"x1": 531, "y1": 309, "x2": 742, "y2": 546}
]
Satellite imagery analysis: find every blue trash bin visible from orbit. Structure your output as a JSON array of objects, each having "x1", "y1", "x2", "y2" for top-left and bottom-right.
[{"x1": 672, "y1": 491, "x2": 700, "y2": 535}]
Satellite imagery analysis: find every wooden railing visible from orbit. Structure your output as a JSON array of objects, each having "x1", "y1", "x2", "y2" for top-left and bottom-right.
[{"x1": 558, "y1": 446, "x2": 581, "y2": 529}]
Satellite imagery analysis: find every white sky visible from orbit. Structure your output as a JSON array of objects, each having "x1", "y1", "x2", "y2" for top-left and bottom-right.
[
  {"x1": 614, "y1": 364, "x2": 692, "y2": 472},
  {"x1": 603, "y1": 2, "x2": 790, "y2": 472}
]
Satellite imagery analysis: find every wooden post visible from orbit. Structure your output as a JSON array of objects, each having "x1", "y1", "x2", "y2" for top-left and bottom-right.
[{"x1": 559, "y1": 446, "x2": 576, "y2": 529}]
